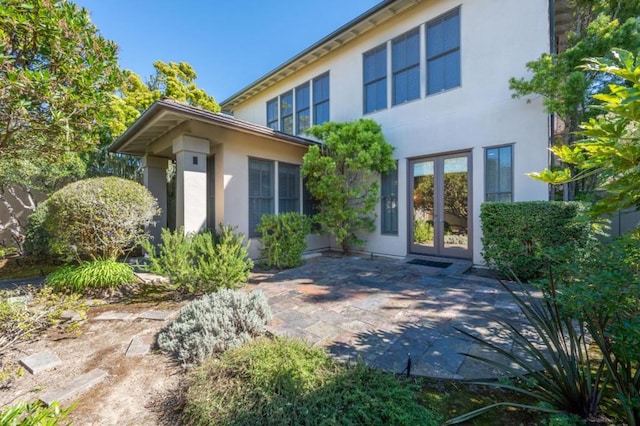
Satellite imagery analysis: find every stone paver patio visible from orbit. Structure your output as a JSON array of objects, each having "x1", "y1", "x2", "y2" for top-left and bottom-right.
[{"x1": 248, "y1": 254, "x2": 534, "y2": 380}]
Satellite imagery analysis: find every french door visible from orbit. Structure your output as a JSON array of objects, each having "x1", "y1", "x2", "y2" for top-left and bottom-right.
[{"x1": 409, "y1": 152, "x2": 471, "y2": 258}]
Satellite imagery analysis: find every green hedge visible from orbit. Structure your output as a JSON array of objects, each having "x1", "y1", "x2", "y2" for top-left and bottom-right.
[
  {"x1": 480, "y1": 201, "x2": 593, "y2": 280},
  {"x1": 256, "y1": 213, "x2": 311, "y2": 270}
]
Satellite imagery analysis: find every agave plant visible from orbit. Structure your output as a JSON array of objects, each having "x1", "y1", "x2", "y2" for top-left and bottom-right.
[{"x1": 446, "y1": 277, "x2": 608, "y2": 424}]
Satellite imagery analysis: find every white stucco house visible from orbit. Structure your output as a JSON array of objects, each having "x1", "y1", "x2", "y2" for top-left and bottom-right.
[{"x1": 111, "y1": 0, "x2": 562, "y2": 264}]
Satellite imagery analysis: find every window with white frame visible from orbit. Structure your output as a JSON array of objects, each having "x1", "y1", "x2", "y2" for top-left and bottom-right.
[
  {"x1": 426, "y1": 7, "x2": 461, "y2": 95},
  {"x1": 278, "y1": 162, "x2": 300, "y2": 213},
  {"x1": 248, "y1": 158, "x2": 274, "y2": 236},
  {"x1": 381, "y1": 163, "x2": 398, "y2": 235},
  {"x1": 363, "y1": 44, "x2": 388, "y2": 114},
  {"x1": 295, "y1": 82, "x2": 310, "y2": 134},
  {"x1": 280, "y1": 90, "x2": 293, "y2": 134},
  {"x1": 313, "y1": 72, "x2": 330, "y2": 125},
  {"x1": 392, "y1": 29, "x2": 420, "y2": 105},
  {"x1": 266, "y1": 98, "x2": 278, "y2": 130},
  {"x1": 485, "y1": 145, "x2": 513, "y2": 202}
]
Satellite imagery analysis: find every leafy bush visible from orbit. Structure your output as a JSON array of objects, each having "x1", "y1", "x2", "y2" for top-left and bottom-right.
[
  {"x1": 413, "y1": 219, "x2": 434, "y2": 244},
  {"x1": 44, "y1": 177, "x2": 159, "y2": 261},
  {"x1": 143, "y1": 225, "x2": 253, "y2": 293},
  {"x1": 23, "y1": 201, "x2": 52, "y2": 259},
  {"x1": 183, "y1": 337, "x2": 440, "y2": 425},
  {"x1": 0, "y1": 400, "x2": 72, "y2": 425},
  {"x1": 257, "y1": 213, "x2": 311, "y2": 269},
  {"x1": 45, "y1": 259, "x2": 135, "y2": 294},
  {"x1": 480, "y1": 201, "x2": 594, "y2": 280},
  {"x1": 157, "y1": 289, "x2": 271, "y2": 365}
]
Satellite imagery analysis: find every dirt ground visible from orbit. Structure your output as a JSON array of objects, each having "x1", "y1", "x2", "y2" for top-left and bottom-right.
[{"x1": 1, "y1": 299, "x2": 189, "y2": 425}]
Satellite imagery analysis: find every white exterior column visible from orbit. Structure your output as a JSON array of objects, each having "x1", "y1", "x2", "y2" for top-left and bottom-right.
[
  {"x1": 173, "y1": 135, "x2": 210, "y2": 233},
  {"x1": 142, "y1": 155, "x2": 168, "y2": 244}
]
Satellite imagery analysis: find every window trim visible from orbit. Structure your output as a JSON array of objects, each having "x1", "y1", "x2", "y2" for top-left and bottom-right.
[
  {"x1": 392, "y1": 28, "x2": 421, "y2": 106},
  {"x1": 425, "y1": 6, "x2": 461, "y2": 95},
  {"x1": 484, "y1": 143, "x2": 514, "y2": 202},
  {"x1": 363, "y1": 43, "x2": 388, "y2": 114}
]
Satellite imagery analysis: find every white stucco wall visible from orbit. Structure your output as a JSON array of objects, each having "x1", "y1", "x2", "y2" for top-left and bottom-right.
[{"x1": 229, "y1": 0, "x2": 551, "y2": 264}]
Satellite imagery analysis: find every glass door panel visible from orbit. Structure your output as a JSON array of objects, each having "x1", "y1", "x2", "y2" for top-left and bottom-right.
[
  {"x1": 412, "y1": 160, "x2": 435, "y2": 249},
  {"x1": 443, "y1": 157, "x2": 468, "y2": 251}
]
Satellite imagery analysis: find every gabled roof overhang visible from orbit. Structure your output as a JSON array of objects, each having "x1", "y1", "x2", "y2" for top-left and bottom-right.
[
  {"x1": 109, "y1": 99, "x2": 317, "y2": 157},
  {"x1": 220, "y1": 0, "x2": 422, "y2": 112}
]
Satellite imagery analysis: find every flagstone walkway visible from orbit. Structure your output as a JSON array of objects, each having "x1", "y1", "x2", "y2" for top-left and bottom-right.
[{"x1": 248, "y1": 254, "x2": 534, "y2": 380}]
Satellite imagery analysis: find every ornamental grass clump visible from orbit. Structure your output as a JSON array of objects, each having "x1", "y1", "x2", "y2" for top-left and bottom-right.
[
  {"x1": 157, "y1": 289, "x2": 271, "y2": 365},
  {"x1": 46, "y1": 259, "x2": 136, "y2": 294}
]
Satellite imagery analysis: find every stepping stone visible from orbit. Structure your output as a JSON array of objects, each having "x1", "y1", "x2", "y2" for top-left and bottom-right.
[
  {"x1": 39, "y1": 368, "x2": 108, "y2": 406},
  {"x1": 125, "y1": 335, "x2": 154, "y2": 357},
  {"x1": 94, "y1": 311, "x2": 134, "y2": 321},
  {"x1": 60, "y1": 310, "x2": 83, "y2": 322},
  {"x1": 20, "y1": 351, "x2": 61, "y2": 375},
  {"x1": 136, "y1": 310, "x2": 174, "y2": 321}
]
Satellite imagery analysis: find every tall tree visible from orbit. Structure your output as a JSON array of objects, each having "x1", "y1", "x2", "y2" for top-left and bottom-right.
[
  {"x1": 87, "y1": 61, "x2": 220, "y2": 180},
  {"x1": 302, "y1": 119, "x2": 395, "y2": 253},
  {"x1": 0, "y1": 0, "x2": 121, "y2": 247},
  {"x1": 509, "y1": 0, "x2": 640, "y2": 200}
]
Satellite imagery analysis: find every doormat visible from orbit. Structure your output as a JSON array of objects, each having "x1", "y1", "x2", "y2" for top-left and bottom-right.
[{"x1": 406, "y1": 259, "x2": 452, "y2": 268}]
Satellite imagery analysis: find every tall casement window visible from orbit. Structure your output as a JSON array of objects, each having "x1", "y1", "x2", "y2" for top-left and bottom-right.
[
  {"x1": 381, "y1": 164, "x2": 398, "y2": 235},
  {"x1": 426, "y1": 8, "x2": 461, "y2": 95},
  {"x1": 295, "y1": 82, "x2": 310, "y2": 134},
  {"x1": 485, "y1": 145, "x2": 513, "y2": 202},
  {"x1": 363, "y1": 44, "x2": 388, "y2": 114},
  {"x1": 266, "y1": 98, "x2": 278, "y2": 130},
  {"x1": 313, "y1": 73, "x2": 330, "y2": 125},
  {"x1": 278, "y1": 163, "x2": 300, "y2": 213},
  {"x1": 248, "y1": 158, "x2": 274, "y2": 236},
  {"x1": 392, "y1": 29, "x2": 420, "y2": 105},
  {"x1": 280, "y1": 91, "x2": 294, "y2": 134}
]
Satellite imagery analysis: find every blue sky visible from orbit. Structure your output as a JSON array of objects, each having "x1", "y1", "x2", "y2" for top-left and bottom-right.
[{"x1": 74, "y1": 0, "x2": 381, "y2": 103}]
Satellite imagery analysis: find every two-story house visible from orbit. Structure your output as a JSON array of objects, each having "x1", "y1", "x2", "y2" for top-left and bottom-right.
[{"x1": 111, "y1": 0, "x2": 555, "y2": 264}]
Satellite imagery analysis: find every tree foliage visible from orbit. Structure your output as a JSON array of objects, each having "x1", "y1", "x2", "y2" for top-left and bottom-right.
[
  {"x1": 0, "y1": 0, "x2": 121, "y2": 170},
  {"x1": 510, "y1": 0, "x2": 640, "y2": 199},
  {"x1": 530, "y1": 49, "x2": 640, "y2": 216},
  {"x1": 302, "y1": 119, "x2": 395, "y2": 253}
]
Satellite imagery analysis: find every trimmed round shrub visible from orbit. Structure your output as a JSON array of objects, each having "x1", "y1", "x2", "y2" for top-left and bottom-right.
[
  {"x1": 157, "y1": 289, "x2": 272, "y2": 365},
  {"x1": 45, "y1": 177, "x2": 159, "y2": 260},
  {"x1": 46, "y1": 259, "x2": 136, "y2": 293}
]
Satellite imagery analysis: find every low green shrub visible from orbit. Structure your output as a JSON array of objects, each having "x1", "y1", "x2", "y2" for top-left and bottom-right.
[
  {"x1": 157, "y1": 289, "x2": 271, "y2": 365},
  {"x1": 0, "y1": 400, "x2": 72, "y2": 425},
  {"x1": 257, "y1": 212, "x2": 311, "y2": 269},
  {"x1": 414, "y1": 219, "x2": 434, "y2": 244},
  {"x1": 183, "y1": 337, "x2": 441, "y2": 426},
  {"x1": 44, "y1": 177, "x2": 159, "y2": 261},
  {"x1": 143, "y1": 225, "x2": 253, "y2": 293},
  {"x1": 480, "y1": 201, "x2": 594, "y2": 280},
  {"x1": 45, "y1": 259, "x2": 135, "y2": 293}
]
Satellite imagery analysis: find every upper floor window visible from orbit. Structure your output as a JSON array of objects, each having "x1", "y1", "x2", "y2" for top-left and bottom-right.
[
  {"x1": 485, "y1": 144, "x2": 513, "y2": 202},
  {"x1": 296, "y1": 82, "x2": 310, "y2": 134},
  {"x1": 313, "y1": 73, "x2": 330, "y2": 125},
  {"x1": 392, "y1": 29, "x2": 420, "y2": 105},
  {"x1": 426, "y1": 8, "x2": 461, "y2": 94},
  {"x1": 266, "y1": 98, "x2": 278, "y2": 130},
  {"x1": 280, "y1": 90, "x2": 293, "y2": 134},
  {"x1": 363, "y1": 44, "x2": 388, "y2": 114}
]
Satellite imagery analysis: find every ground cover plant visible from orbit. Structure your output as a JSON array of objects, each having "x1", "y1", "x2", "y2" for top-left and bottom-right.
[
  {"x1": 45, "y1": 259, "x2": 135, "y2": 294},
  {"x1": 0, "y1": 400, "x2": 72, "y2": 425},
  {"x1": 157, "y1": 289, "x2": 271, "y2": 365},
  {"x1": 183, "y1": 337, "x2": 440, "y2": 426},
  {"x1": 143, "y1": 225, "x2": 253, "y2": 293}
]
